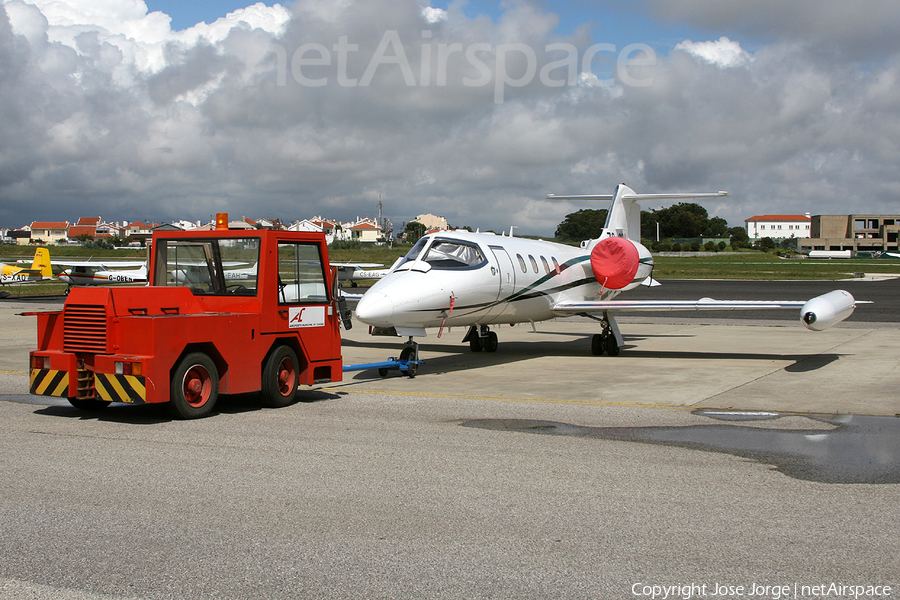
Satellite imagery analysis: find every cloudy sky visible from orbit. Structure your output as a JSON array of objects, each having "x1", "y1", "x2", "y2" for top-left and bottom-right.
[{"x1": 1, "y1": 0, "x2": 899, "y2": 235}]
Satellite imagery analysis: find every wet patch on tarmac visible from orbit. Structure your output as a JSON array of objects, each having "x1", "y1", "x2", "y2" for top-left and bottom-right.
[{"x1": 462, "y1": 411, "x2": 900, "y2": 484}]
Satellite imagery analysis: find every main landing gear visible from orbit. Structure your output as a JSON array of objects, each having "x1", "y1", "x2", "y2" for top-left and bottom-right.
[
  {"x1": 463, "y1": 325, "x2": 499, "y2": 353},
  {"x1": 591, "y1": 313, "x2": 623, "y2": 356}
]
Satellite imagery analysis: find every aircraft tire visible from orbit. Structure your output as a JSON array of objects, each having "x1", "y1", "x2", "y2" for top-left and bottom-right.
[
  {"x1": 606, "y1": 335, "x2": 620, "y2": 356},
  {"x1": 484, "y1": 331, "x2": 499, "y2": 353},
  {"x1": 469, "y1": 336, "x2": 483, "y2": 352},
  {"x1": 261, "y1": 345, "x2": 299, "y2": 408},
  {"x1": 591, "y1": 334, "x2": 605, "y2": 356},
  {"x1": 169, "y1": 352, "x2": 219, "y2": 419},
  {"x1": 400, "y1": 346, "x2": 417, "y2": 378}
]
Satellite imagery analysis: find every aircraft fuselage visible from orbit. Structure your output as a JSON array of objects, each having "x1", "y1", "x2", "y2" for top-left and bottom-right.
[{"x1": 355, "y1": 231, "x2": 625, "y2": 330}]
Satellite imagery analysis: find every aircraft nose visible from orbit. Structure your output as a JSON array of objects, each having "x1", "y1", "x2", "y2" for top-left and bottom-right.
[{"x1": 355, "y1": 291, "x2": 394, "y2": 325}]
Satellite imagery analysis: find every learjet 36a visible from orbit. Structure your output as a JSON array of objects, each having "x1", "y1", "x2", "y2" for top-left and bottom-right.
[{"x1": 353, "y1": 184, "x2": 864, "y2": 369}]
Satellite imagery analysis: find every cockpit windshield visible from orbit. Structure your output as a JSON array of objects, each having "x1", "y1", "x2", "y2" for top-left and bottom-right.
[
  {"x1": 398, "y1": 236, "x2": 429, "y2": 268},
  {"x1": 422, "y1": 240, "x2": 485, "y2": 269},
  {"x1": 397, "y1": 236, "x2": 486, "y2": 270}
]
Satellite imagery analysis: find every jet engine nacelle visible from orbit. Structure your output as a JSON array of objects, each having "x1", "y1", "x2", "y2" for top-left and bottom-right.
[
  {"x1": 800, "y1": 290, "x2": 857, "y2": 331},
  {"x1": 589, "y1": 237, "x2": 653, "y2": 291}
]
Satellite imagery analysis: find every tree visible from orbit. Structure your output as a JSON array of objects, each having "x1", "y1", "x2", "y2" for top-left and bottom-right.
[
  {"x1": 642, "y1": 203, "x2": 717, "y2": 239},
  {"x1": 703, "y1": 216, "x2": 729, "y2": 238},
  {"x1": 729, "y1": 228, "x2": 750, "y2": 249},
  {"x1": 404, "y1": 221, "x2": 426, "y2": 243},
  {"x1": 554, "y1": 209, "x2": 608, "y2": 241},
  {"x1": 756, "y1": 237, "x2": 776, "y2": 251}
]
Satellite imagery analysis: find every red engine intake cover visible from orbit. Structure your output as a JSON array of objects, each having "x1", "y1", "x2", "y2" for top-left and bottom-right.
[{"x1": 590, "y1": 237, "x2": 639, "y2": 290}]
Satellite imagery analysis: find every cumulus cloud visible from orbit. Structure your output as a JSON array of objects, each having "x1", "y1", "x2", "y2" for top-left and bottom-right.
[
  {"x1": 1, "y1": 0, "x2": 899, "y2": 235},
  {"x1": 675, "y1": 37, "x2": 750, "y2": 68}
]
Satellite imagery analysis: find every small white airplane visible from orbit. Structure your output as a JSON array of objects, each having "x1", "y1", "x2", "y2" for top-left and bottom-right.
[
  {"x1": 334, "y1": 262, "x2": 393, "y2": 287},
  {"x1": 1, "y1": 247, "x2": 53, "y2": 285},
  {"x1": 57, "y1": 261, "x2": 148, "y2": 287},
  {"x1": 354, "y1": 184, "x2": 863, "y2": 369}
]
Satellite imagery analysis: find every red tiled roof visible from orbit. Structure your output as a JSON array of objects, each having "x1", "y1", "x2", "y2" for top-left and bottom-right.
[
  {"x1": 67, "y1": 225, "x2": 97, "y2": 238},
  {"x1": 76, "y1": 217, "x2": 101, "y2": 226},
  {"x1": 745, "y1": 215, "x2": 811, "y2": 222},
  {"x1": 31, "y1": 221, "x2": 69, "y2": 229}
]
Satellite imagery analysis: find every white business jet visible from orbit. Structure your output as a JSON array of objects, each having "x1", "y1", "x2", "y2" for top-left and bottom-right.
[{"x1": 353, "y1": 184, "x2": 861, "y2": 369}]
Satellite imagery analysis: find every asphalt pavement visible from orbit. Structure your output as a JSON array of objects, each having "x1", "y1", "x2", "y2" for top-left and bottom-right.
[{"x1": 1, "y1": 280, "x2": 898, "y2": 599}]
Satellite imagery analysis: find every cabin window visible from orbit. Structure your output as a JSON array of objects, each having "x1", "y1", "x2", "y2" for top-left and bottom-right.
[
  {"x1": 517, "y1": 254, "x2": 527, "y2": 272},
  {"x1": 528, "y1": 255, "x2": 538, "y2": 273},
  {"x1": 423, "y1": 240, "x2": 486, "y2": 269},
  {"x1": 552, "y1": 257, "x2": 561, "y2": 274},
  {"x1": 540, "y1": 256, "x2": 550, "y2": 274}
]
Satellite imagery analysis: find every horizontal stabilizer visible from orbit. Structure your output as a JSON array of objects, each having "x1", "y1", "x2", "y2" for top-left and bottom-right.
[{"x1": 547, "y1": 191, "x2": 729, "y2": 201}]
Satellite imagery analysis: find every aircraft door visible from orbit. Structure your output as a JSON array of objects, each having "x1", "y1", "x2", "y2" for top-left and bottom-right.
[{"x1": 488, "y1": 245, "x2": 516, "y2": 302}]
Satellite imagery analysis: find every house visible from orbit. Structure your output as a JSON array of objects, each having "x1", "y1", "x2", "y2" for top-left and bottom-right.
[
  {"x1": 289, "y1": 219, "x2": 323, "y2": 233},
  {"x1": 29, "y1": 221, "x2": 70, "y2": 245},
  {"x1": 348, "y1": 218, "x2": 383, "y2": 243},
  {"x1": 745, "y1": 214, "x2": 811, "y2": 240},
  {"x1": 121, "y1": 221, "x2": 158, "y2": 244},
  {"x1": 412, "y1": 213, "x2": 449, "y2": 231},
  {"x1": 66, "y1": 225, "x2": 99, "y2": 242}
]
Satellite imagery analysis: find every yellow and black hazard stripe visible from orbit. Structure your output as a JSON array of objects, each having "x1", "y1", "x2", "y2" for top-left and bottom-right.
[
  {"x1": 95, "y1": 373, "x2": 147, "y2": 404},
  {"x1": 30, "y1": 369, "x2": 70, "y2": 397}
]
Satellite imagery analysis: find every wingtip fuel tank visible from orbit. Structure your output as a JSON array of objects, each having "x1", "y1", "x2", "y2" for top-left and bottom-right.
[{"x1": 800, "y1": 290, "x2": 857, "y2": 331}]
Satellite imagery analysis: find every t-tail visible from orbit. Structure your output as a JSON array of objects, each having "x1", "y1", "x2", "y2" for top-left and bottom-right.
[{"x1": 548, "y1": 184, "x2": 729, "y2": 292}]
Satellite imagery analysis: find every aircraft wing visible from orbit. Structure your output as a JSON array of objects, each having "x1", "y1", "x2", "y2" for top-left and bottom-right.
[
  {"x1": 552, "y1": 290, "x2": 867, "y2": 331},
  {"x1": 552, "y1": 298, "x2": 809, "y2": 313},
  {"x1": 42, "y1": 259, "x2": 147, "y2": 268},
  {"x1": 332, "y1": 262, "x2": 384, "y2": 268}
]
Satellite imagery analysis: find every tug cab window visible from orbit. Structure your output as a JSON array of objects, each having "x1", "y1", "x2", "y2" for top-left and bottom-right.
[
  {"x1": 156, "y1": 237, "x2": 259, "y2": 296},
  {"x1": 277, "y1": 242, "x2": 329, "y2": 304}
]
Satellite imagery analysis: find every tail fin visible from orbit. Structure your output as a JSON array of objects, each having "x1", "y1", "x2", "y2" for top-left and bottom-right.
[
  {"x1": 548, "y1": 185, "x2": 729, "y2": 243},
  {"x1": 31, "y1": 247, "x2": 52, "y2": 278}
]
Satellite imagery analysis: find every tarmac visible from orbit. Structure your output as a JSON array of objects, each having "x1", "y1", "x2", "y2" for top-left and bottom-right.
[
  {"x1": 3, "y1": 294, "x2": 897, "y2": 416},
  {"x1": 2, "y1": 292, "x2": 899, "y2": 598},
  {"x1": 335, "y1": 315, "x2": 899, "y2": 416}
]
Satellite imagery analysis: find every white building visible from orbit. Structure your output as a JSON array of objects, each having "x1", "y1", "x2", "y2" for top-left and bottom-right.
[
  {"x1": 412, "y1": 213, "x2": 448, "y2": 231},
  {"x1": 745, "y1": 214, "x2": 811, "y2": 239}
]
